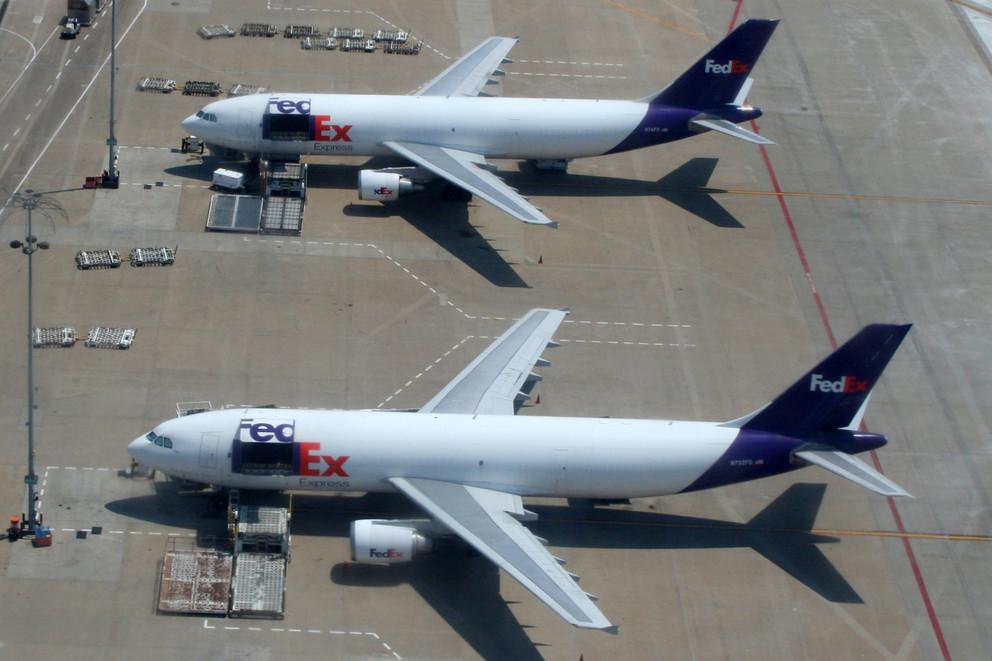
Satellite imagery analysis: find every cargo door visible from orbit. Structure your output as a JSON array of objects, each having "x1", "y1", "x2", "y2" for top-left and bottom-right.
[{"x1": 199, "y1": 432, "x2": 220, "y2": 468}]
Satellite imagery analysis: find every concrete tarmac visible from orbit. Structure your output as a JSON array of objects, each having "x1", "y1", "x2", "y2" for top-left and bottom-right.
[{"x1": 0, "y1": 0, "x2": 989, "y2": 659}]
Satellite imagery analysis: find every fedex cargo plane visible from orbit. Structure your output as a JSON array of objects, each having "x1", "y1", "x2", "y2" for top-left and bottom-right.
[
  {"x1": 181, "y1": 20, "x2": 779, "y2": 227},
  {"x1": 129, "y1": 310, "x2": 912, "y2": 633}
]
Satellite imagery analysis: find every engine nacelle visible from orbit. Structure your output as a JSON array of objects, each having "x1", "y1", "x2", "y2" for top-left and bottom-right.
[
  {"x1": 358, "y1": 170, "x2": 423, "y2": 201},
  {"x1": 350, "y1": 519, "x2": 433, "y2": 564}
]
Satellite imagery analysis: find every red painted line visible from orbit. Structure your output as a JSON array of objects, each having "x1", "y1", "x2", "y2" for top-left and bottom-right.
[
  {"x1": 727, "y1": 0, "x2": 745, "y2": 35},
  {"x1": 727, "y1": 6, "x2": 951, "y2": 659}
]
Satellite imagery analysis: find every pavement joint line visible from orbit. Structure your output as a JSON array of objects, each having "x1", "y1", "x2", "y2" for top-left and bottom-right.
[
  {"x1": 377, "y1": 336, "x2": 473, "y2": 407},
  {"x1": 249, "y1": 235, "x2": 692, "y2": 328},
  {"x1": 0, "y1": 0, "x2": 149, "y2": 218}
]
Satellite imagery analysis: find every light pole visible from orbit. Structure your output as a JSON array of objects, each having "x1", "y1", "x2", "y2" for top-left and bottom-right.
[
  {"x1": 7, "y1": 190, "x2": 65, "y2": 535},
  {"x1": 105, "y1": 0, "x2": 119, "y2": 188}
]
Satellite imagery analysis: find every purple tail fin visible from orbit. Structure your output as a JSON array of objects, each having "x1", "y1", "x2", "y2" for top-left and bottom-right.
[
  {"x1": 741, "y1": 324, "x2": 912, "y2": 436},
  {"x1": 648, "y1": 18, "x2": 779, "y2": 109}
]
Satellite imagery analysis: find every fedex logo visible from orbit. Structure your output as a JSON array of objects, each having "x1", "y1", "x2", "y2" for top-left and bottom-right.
[
  {"x1": 313, "y1": 115, "x2": 352, "y2": 142},
  {"x1": 297, "y1": 441, "x2": 350, "y2": 477},
  {"x1": 704, "y1": 59, "x2": 749, "y2": 74},
  {"x1": 268, "y1": 97, "x2": 311, "y2": 115},
  {"x1": 374, "y1": 187, "x2": 393, "y2": 196},
  {"x1": 809, "y1": 374, "x2": 869, "y2": 393},
  {"x1": 369, "y1": 548, "x2": 403, "y2": 559},
  {"x1": 238, "y1": 418, "x2": 295, "y2": 443}
]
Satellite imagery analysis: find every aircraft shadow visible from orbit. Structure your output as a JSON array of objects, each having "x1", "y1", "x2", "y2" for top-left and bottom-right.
[
  {"x1": 309, "y1": 162, "x2": 529, "y2": 288},
  {"x1": 528, "y1": 483, "x2": 861, "y2": 604},
  {"x1": 332, "y1": 559, "x2": 544, "y2": 661},
  {"x1": 107, "y1": 483, "x2": 859, "y2": 655},
  {"x1": 104, "y1": 478, "x2": 231, "y2": 541},
  {"x1": 502, "y1": 157, "x2": 743, "y2": 229}
]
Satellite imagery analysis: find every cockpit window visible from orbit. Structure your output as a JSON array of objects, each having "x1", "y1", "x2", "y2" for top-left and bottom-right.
[
  {"x1": 146, "y1": 431, "x2": 173, "y2": 448},
  {"x1": 195, "y1": 110, "x2": 218, "y2": 122}
]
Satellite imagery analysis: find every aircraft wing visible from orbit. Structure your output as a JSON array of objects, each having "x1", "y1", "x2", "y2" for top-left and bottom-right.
[
  {"x1": 383, "y1": 141, "x2": 557, "y2": 227},
  {"x1": 419, "y1": 308, "x2": 567, "y2": 415},
  {"x1": 415, "y1": 36, "x2": 516, "y2": 98},
  {"x1": 389, "y1": 477, "x2": 617, "y2": 632}
]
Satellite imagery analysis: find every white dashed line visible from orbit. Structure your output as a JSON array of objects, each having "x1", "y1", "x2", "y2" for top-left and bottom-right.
[
  {"x1": 84, "y1": 33, "x2": 90, "y2": 40},
  {"x1": 2, "y1": 144, "x2": 7, "y2": 152},
  {"x1": 64, "y1": 58, "x2": 71, "y2": 66},
  {"x1": 12, "y1": 127, "x2": 20, "y2": 137}
]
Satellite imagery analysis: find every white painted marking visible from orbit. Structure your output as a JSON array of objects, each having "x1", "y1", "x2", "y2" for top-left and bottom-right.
[
  {"x1": 203, "y1": 619, "x2": 215, "y2": 629},
  {"x1": 2, "y1": 144, "x2": 7, "y2": 152},
  {"x1": 110, "y1": 530, "x2": 124, "y2": 534},
  {"x1": 84, "y1": 33, "x2": 90, "y2": 41},
  {"x1": 248, "y1": 627, "x2": 261, "y2": 631},
  {"x1": 224, "y1": 626, "x2": 240, "y2": 631},
  {"x1": 55, "y1": 71, "x2": 62, "y2": 80},
  {"x1": 12, "y1": 127, "x2": 20, "y2": 137},
  {"x1": 1, "y1": 0, "x2": 149, "y2": 218},
  {"x1": 65, "y1": 59, "x2": 71, "y2": 66},
  {"x1": 34, "y1": 98, "x2": 41, "y2": 107},
  {"x1": 74, "y1": 45, "x2": 80, "y2": 53},
  {"x1": 307, "y1": 629, "x2": 321, "y2": 633},
  {"x1": 64, "y1": 466, "x2": 76, "y2": 470}
]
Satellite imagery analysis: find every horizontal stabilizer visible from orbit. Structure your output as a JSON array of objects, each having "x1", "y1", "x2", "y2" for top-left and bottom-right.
[
  {"x1": 795, "y1": 450, "x2": 911, "y2": 498},
  {"x1": 691, "y1": 117, "x2": 774, "y2": 145}
]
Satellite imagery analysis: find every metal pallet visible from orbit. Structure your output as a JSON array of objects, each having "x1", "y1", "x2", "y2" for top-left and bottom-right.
[
  {"x1": 137, "y1": 76, "x2": 176, "y2": 93},
  {"x1": 75, "y1": 249, "x2": 122, "y2": 270},
  {"x1": 158, "y1": 550, "x2": 232, "y2": 615},
  {"x1": 228, "y1": 83, "x2": 267, "y2": 97},
  {"x1": 183, "y1": 80, "x2": 222, "y2": 97},
  {"x1": 330, "y1": 27, "x2": 363, "y2": 39},
  {"x1": 240, "y1": 23, "x2": 276, "y2": 37},
  {"x1": 85, "y1": 327, "x2": 135, "y2": 350},
  {"x1": 198, "y1": 24, "x2": 235, "y2": 39},
  {"x1": 301, "y1": 36, "x2": 337, "y2": 50},
  {"x1": 177, "y1": 401, "x2": 213, "y2": 417},
  {"x1": 341, "y1": 37, "x2": 376, "y2": 52},
  {"x1": 130, "y1": 246, "x2": 176, "y2": 267},
  {"x1": 284, "y1": 25, "x2": 319, "y2": 38},
  {"x1": 384, "y1": 40, "x2": 422, "y2": 55},
  {"x1": 261, "y1": 197, "x2": 303, "y2": 234},
  {"x1": 33, "y1": 327, "x2": 76, "y2": 348},
  {"x1": 229, "y1": 554, "x2": 286, "y2": 619},
  {"x1": 373, "y1": 29, "x2": 408, "y2": 42},
  {"x1": 235, "y1": 507, "x2": 289, "y2": 555}
]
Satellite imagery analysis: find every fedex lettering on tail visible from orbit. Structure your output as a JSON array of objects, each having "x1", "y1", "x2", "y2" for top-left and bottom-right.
[
  {"x1": 704, "y1": 59, "x2": 749, "y2": 74},
  {"x1": 809, "y1": 374, "x2": 868, "y2": 393}
]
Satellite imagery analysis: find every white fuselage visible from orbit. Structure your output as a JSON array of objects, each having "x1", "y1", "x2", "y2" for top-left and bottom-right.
[
  {"x1": 182, "y1": 94, "x2": 656, "y2": 160},
  {"x1": 130, "y1": 408, "x2": 736, "y2": 499}
]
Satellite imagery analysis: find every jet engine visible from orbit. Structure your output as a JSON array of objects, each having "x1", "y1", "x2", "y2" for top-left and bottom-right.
[
  {"x1": 350, "y1": 519, "x2": 433, "y2": 564},
  {"x1": 358, "y1": 170, "x2": 423, "y2": 201}
]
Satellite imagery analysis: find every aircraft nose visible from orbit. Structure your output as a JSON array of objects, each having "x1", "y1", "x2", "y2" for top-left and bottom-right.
[
  {"x1": 128, "y1": 435, "x2": 148, "y2": 461},
  {"x1": 181, "y1": 114, "x2": 197, "y2": 133}
]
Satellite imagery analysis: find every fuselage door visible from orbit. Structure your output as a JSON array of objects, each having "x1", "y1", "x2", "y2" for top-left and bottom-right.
[{"x1": 199, "y1": 432, "x2": 220, "y2": 468}]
